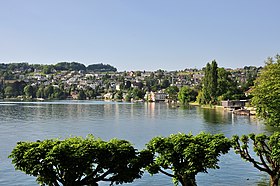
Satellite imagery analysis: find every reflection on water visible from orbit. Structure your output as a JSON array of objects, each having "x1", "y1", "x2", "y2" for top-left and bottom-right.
[
  {"x1": 200, "y1": 107, "x2": 230, "y2": 124},
  {"x1": 0, "y1": 101, "x2": 278, "y2": 186}
]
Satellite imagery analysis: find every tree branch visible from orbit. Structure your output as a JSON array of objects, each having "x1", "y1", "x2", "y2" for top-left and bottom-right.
[
  {"x1": 159, "y1": 169, "x2": 175, "y2": 178},
  {"x1": 242, "y1": 146, "x2": 270, "y2": 173},
  {"x1": 80, "y1": 165, "x2": 102, "y2": 184},
  {"x1": 94, "y1": 169, "x2": 112, "y2": 182},
  {"x1": 259, "y1": 151, "x2": 272, "y2": 174}
]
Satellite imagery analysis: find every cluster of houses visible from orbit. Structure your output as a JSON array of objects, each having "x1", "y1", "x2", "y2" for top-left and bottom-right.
[
  {"x1": 2, "y1": 68, "x2": 205, "y2": 101},
  {"x1": 1, "y1": 64, "x2": 261, "y2": 103}
]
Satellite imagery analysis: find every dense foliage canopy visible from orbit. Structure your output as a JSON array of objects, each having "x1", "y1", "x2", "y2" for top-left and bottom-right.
[
  {"x1": 198, "y1": 60, "x2": 245, "y2": 104},
  {"x1": 178, "y1": 86, "x2": 198, "y2": 104},
  {"x1": 145, "y1": 132, "x2": 231, "y2": 186},
  {"x1": 165, "y1": 86, "x2": 179, "y2": 102},
  {"x1": 54, "y1": 62, "x2": 86, "y2": 71},
  {"x1": 9, "y1": 135, "x2": 152, "y2": 186},
  {"x1": 87, "y1": 63, "x2": 117, "y2": 72},
  {"x1": 9, "y1": 132, "x2": 280, "y2": 186},
  {"x1": 251, "y1": 55, "x2": 280, "y2": 126},
  {"x1": 232, "y1": 132, "x2": 280, "y2": 186}
]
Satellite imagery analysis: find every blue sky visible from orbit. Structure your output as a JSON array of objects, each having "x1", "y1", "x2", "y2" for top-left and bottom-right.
[{"x1": 1, "y1": 1, "x2": 279, "y2": 71}]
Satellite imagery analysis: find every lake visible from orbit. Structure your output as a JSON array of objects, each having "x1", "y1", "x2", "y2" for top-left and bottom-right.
[{"x1": 0, "y1": 100, "x2": 278, "y2": 185}]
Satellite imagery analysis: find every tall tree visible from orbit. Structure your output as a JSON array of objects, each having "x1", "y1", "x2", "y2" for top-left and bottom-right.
[
  {"x1": 200, "y1": 60, "x2": 218, "y2": 104},
  {"x1": 251, "y1": 55, "x2": 280, "y2": 126},
  {"x1": 216, "y1": 68, "x2": 232, "y2": 97},
  {"x1": 211, "y1": 61, "x2": 218, "y2": 99},
  {"x1": 9, "y1": 136, "x2": 152, "y2": 186},
  {"x1": 52, "y1": 87, "x2": 66, "y2": 99},
  {"x1": 146, "y1": 132, "x2": 231, "y2": 186},
  {"x1": 232, "y1": 132, "x2": 280, "y2": 186},
  {"x1": 36, "y1": 86, "x2": 45, "y2": 98},
  {"x1": 44, "y1": 85, "x2": 54, "y2": 99},
  {"x1": 24, "y1": 85, "x2": 34, "y2": 98}
]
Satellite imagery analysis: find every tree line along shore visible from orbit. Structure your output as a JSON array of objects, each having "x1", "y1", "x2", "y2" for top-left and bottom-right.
[{"x1": 0, "y1": 60, "x2": 258, "y2": 103}]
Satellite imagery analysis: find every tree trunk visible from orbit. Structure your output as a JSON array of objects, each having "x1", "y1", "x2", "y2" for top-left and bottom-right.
[
  {"x1": 179, "y1": 175, "x2": 197, "y2": 186},
  {"x1": 270, "y1": 175, "x2": 279, "y2": 186}
]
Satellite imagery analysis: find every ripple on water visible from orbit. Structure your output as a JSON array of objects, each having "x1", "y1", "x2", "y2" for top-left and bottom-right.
[{"x1": 0, "y1": 101, "x2": 275, "y2": 186}]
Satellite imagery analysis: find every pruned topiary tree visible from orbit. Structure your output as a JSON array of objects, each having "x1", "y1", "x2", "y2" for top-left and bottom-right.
[
  {"x1": 145, "y1": 132, "x2": 231, "y2": 186},
  {"x1": 232, "y1": 132, "x2": 280, "y2": 186},
  {"x1": 9, "y1": 135, "x2": 153, "y2": 186}
]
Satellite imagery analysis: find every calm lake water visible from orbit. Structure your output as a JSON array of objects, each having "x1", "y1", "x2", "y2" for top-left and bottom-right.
[{"x1": 0, "y1": 100, "x2": 278, "y2": 186}]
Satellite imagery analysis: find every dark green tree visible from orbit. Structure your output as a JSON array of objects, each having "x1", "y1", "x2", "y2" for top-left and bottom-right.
[
  {"x1": 161, "y1": 79, "x2": 170, "y2": 89},
  {"x1": 178, "y1": 86, "x2": 197, "y2": 105},
  {"x1": 24, "y1": 85, "x2": 34, "y2": 98},
  {"x1": 9, "y1": 136, "x2": 152, "y2": 186},
  {"x1": 4, "y1": 86, "x2": 14, "y2": 98},
  {"x1": 77, "y1": 89, "x2": 86, "y2": 100},
  {"x1": 146, "y1": 132, "x2": 231, "y2": 186},
  {"x1": 216, "y1": 68, "x2": 244, "y2": 101},
  {"x1": 232, "y1": 132, "x2": 280, "y2": 186},
  {"x1": 52, "y1": 87, "x2": 66, "y2": 99},
  {"x1": 85, "y1": 88, "x2": 96, "y2": 99},
  {"x1": 36, "y1": 86, "x2": 45, "y2": 98},
  {"x1": 165, "y1": 86, "x2": 179, "y2": 102},
  {"x1": 87, "y1": 63, "x2": 117, "y2": 72},
  {"x1": 114, "y1": 90, "x2": 123, "y2": 100},
  {"x1": 200, "y1": 61, "x2": 218, "y2": 104},
  {"x1": 155, "y1": 69, "x2": 164, "y2": 79},
  {"x1": 124, "y1": 81, "x2": 132, "y2": 89},
  {"x1": 55, "y1": 62, "x2": 86, "y2": 71},
  {"x1": 43, "y1": 65, "x2": 53, "y2": 74},
  {"x1": 251, "y1": 55, "x2": 280, "y2": 126},
  {"x1": 132, "y1": 87, "x2": 144, "y2": 100},
  {"x1": 216, "y1": 68, "x2": 232, "y2": 97},
  {"x1": 135, "y1": 71, "x2": 142, "y2": 76},
  {"x1": 44, "y1": 85, "x2": 54, "y2": 99},
  {"x1": 0, "y1": 82, "x2": 4, "y2": 98},
  {"x1": 3, "y1": 81, "x2": 26, "y2": 97},
  {"x1": 144, "y1": 75, "x2": 158, "y2": 92},
  {"x1": 125, "y1": 91, "x2": 133, "y2": 102}
]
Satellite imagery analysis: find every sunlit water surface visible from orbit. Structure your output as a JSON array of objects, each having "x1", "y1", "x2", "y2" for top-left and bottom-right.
[{"x1": 0, "y1": 101, "x2": 278, "y2": 186}]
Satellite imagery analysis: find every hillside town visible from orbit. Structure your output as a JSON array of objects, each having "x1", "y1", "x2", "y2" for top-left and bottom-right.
[{"x1": 0, "y1": 62, "x2": 261, "y2": 103}]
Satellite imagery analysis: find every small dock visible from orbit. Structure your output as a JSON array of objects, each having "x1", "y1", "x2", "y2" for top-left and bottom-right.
[
  {"x1": 221, "y1": 100, "x2": 256, "y2": 116},
  {"x1": 233, "y1": 109, "x2": 251, "y2": 116},
  {"x1": 221, "y1": 100, "x2": 247, "y2": 110}
]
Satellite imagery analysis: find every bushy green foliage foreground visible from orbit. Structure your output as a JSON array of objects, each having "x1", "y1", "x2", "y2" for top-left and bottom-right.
[
  {"x1": 251, "y1": 55, "x2": 280, "y2": 126},
  {"x1": 9, "y1": 132, "x2": 280, "y2": 186},
  {"x1": 146, "y1": 132, "x2": 231, "y2": 186},
  {"x1": 9, "y1": 135, "x2": 152, "y2": 186}
]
